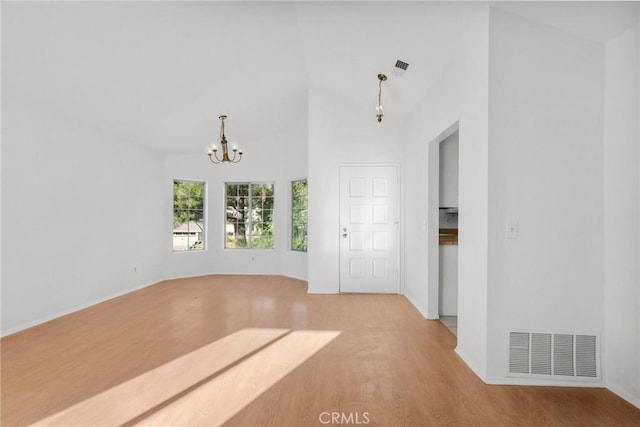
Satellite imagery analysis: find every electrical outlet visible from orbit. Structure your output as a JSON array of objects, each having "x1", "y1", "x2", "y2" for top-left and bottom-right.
[{"x1": 506, "y1": 222, "x2": 518, "y2": 239}]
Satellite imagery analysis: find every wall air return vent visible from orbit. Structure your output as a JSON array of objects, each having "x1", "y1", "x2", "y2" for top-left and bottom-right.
[
  {"x1": 531, "y1": 333, "x2": 552, "y2": 375},
  {"x1": 508, "y1": 332, "x2": 529, "y2": 374},
  {"x1": 508, "y1": 331, "x2": 599, "y2": 381},
  {"x1": 576, "y1": 334, "x2": 597, "y2": 378}
]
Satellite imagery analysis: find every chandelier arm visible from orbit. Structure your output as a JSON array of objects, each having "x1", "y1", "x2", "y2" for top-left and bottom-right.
[{"x1": 208, "y1": 152, "x2": 223, "y2": 164}]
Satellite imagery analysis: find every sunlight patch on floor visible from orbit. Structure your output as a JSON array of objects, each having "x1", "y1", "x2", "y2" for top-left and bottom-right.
[
  {"x1": 31, "y1": 328, "x2": 290, "y2": 426},
  {"x1": 134, "y1": 330, "x2": 341, "y2": 426}
]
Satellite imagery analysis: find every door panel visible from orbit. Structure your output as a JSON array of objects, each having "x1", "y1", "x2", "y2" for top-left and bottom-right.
[{"x1": 339, "y1": 165, "x2": 399, "y2": 293}]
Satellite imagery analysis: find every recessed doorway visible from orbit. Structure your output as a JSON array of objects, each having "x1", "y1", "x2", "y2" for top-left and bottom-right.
[
  {"x1": 438, "y1": 130, "x2": 459, "y2": 335},
  {"x1": 426, "y1": 122, "x2": 459, "y2": 336}
]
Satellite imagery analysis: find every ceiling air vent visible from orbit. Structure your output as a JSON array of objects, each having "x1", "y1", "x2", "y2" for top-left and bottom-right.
[
  {"x1": 395, "y1": 59, "x2": 409, "y2": 71},
  {"x1": 394, "y1": 59, "x2": 410, "y2": 77}
]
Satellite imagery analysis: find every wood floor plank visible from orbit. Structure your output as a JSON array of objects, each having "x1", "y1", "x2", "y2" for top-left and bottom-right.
[{"x1": 2, "y1": 275, "x2": 639, "y2": 426}]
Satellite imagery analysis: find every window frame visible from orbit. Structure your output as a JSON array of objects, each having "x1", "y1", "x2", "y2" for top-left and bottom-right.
[
  {"x1": 224, "y1": 181, "x2": 275, "y2": 250},
  {"x1": 172, "y1": 179, "x2": 206, "y2": 252},
  {"x1": 290, "y1": 178, "x2": 308, "y2": 252}
]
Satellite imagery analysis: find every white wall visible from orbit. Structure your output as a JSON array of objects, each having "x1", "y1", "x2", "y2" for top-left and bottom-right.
[
  {"x1": 438, "y1": 245, "x2": 458, "y2": 316},
  {"x1": 603, "y1": 24, "x2": 640, "y2": 407},
  {"x1": 1, "y1": 106, "x2": 165, "y2": 335},
  {"x1": 307, "y1": 86, "x2": 407, "y2": 294},
  {"x1": 439, "y1": 131, "x2": 459, "y2": 208},
  {"x1": 280, "y1": 113, "x2": 309, "y2": 281},
  {"x1": 487, "y1": 9, "x2": 605, "y2": 383},
  {"x1": 404, "y1": 4, "x2": 490, "y2": 377},
  {"x1": 163, "y1": 113, "x2": 308, "y2": 281}
]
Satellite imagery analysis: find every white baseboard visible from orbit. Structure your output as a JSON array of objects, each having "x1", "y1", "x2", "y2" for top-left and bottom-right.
[
  {"x1": 455, "y1": 347, "x2": 487, "y2": 381},
  {"x1": 403, "y1": 292, "x2": 430, "y2": 319},
  {"x1": 484, "y1": 376, "x2": 603, "y2": 388},
  {"x1": 605, "y1": 381, "x2": 640, "y2": 409}
]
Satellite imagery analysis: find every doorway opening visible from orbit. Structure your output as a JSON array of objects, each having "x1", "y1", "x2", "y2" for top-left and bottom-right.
[
  {"x1": 438, "y1": 130, "x2": 459, "y2": 336},
  {"x1": 426, "y1": 122, "x2": 459, "y2": 336}
]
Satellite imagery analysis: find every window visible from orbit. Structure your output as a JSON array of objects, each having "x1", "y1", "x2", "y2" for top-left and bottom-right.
[
  {"x1": 225, "y1": 182, "x2": 274, "y2": 249},
  {"x1": 173, "y1": 180, "x2": 205, "y2": 251},
  {"x1": 291, "y1": 179, "x2": 308, "y2": 252}
]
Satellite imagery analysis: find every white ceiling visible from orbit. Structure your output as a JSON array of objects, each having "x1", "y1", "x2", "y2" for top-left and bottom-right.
[
  {"x1": 3, "y1": 1, "x2": 309, "y2": 153},
  {"x1": 493, "y1": 1, "x2": 639, "y2": 43},
  {"x1": 3, "y1": 1, "x2": 638, "y2": 154}
]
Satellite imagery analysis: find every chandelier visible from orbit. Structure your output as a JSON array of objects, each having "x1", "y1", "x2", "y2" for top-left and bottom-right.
[
  {"x1": 207, "y1": 115, "x2": 242, "y2": 164},
  {"x1": 376, "y1": 73, "x2": 387, "y2": 123}
]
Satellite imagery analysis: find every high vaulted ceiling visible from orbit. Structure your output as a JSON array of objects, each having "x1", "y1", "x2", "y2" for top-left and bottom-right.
[{"x1": 3, "y1": 1, "x2": 638, "y2": 154}]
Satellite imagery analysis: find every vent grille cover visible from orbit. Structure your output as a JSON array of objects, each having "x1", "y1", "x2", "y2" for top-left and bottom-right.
[
  {"x1": 508, "y1": 332, "x2": 599, "y2": 380},
  {"x1": 509, "y1": 332, "x2": 529, "y2": 374},
  {"x1": 576, "y1": 335, "x2": 597, "y2": 378},
  {"x1": 394, "y1": 59, "x2": 409, "y2": 71},
  {"x1": 531, "y1": 333, "x2": 551, "y2": 375}
]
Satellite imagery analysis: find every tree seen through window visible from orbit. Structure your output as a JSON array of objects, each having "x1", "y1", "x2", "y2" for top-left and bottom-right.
[
  {"x1": 226, "y1": 182, "x2": 274, "y2": 249},
  {"x1": 291, "y1": 179, "x2": 307, "y2": 252}
]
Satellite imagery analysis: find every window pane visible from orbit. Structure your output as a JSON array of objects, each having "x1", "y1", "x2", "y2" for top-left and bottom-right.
[
  {"x1": 225, "y1": 184, "x2": 250, "y2": 248},
  {"x1": 291, "y1": 179, "x2": 308, "y2": 252},
  {"x1": 173, "y1": 180, "x2": 206, "y2": 251},
  {"x1": 251, "y1": 183, "x2": 273, "y2": 198},
  {"x1": 226, "y1": 219, "x2": 248, "y2": 249},
  {"x1": 251, "y1": 222, "x2": 274, "y2": 249},
  {"x1": 263, "y1": 196, "x2": 274, "y2": 210},
  {"x1": 225, "y1": 182, "x2": 274, "y2": 249},
  {"x1": 226, "y1": 184, "x2": 248, "y2": 249},
  {"x1": 262, "y1": 209, "x2": 274, "y2": 224},
  {"x1": 226, "y1": 183, "x2": 238, "y2": 196},
  {"x1": 191, "y1": 196, "x2": 204, "y2": 210}
]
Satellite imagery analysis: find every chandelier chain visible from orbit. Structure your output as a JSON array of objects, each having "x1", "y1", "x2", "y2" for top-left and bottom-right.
[{"x1": 376, "y1": 73, "x2": 387, "y2": 123}]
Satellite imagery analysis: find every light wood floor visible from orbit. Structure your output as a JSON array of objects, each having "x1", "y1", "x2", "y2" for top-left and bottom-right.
[{"x1": 2, "y1": 275, "x2": 639, "y2": 426}]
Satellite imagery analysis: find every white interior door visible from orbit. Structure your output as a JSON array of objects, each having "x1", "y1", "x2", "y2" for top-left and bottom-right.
[{"x1": 339, "y1": 165, "x2": 400, "y2": 293}]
